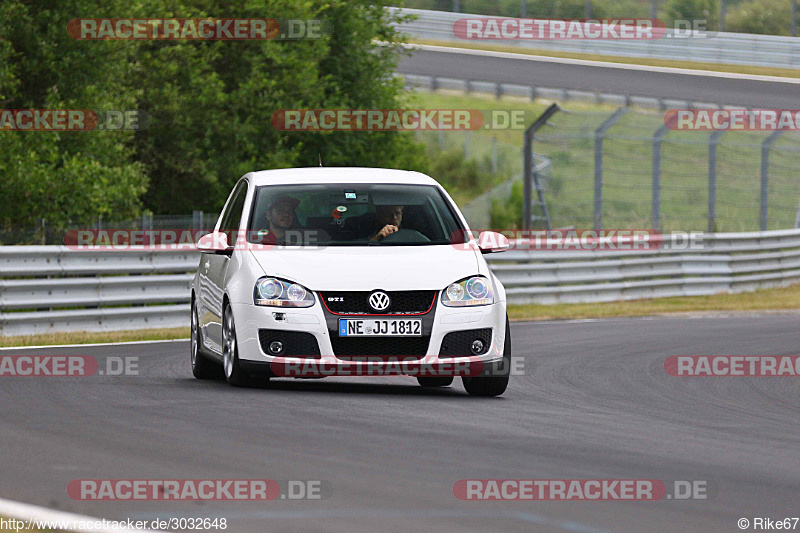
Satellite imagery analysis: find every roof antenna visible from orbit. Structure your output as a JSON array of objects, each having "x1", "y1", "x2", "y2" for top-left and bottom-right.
[{"x1": 318, "y1": 153, "x2": 323, "y2": 167}]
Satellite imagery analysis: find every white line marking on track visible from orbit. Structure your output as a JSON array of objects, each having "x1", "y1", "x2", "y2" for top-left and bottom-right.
[
  {"x1": 0, "y1": 496, "x2": 165, "y2": 532},
  {"x1": 0, "y1": 338, "x2": 188, "y2": 351}
]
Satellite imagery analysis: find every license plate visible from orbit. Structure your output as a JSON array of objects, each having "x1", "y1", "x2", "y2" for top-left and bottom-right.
[{"x1": 338, "y1": 318, "x2": 422, "y2": 337}]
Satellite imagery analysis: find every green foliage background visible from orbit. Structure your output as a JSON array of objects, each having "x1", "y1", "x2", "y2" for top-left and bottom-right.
[{"x1": 0, "y1": 0, "x2": 427, "y2": 227}]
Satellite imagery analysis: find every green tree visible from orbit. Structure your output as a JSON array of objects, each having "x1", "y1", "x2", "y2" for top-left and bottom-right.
[
  {"x1": 726, "y1": 0, "x2": 792, "y2": 35},
  {"x1": 0, "y1": 0, "x2": 428, "y2": 224},
  {"x1": 664, "y1": 0, "x2": 719, "y2": 30},
  {"x1": 132, "y1": 0, "x2": 428, "y2": 214},
  {"x1": 0, "y1": 0, "x2": 147, "y2": 228}
]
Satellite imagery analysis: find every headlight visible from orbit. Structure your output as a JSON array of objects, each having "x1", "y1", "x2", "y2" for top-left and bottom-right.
[
  {"x1": 254, "y1": 277, "x2": 315, "y2": 308},
  {"x1": 441, "y1": 276, "x2": 494, "y2": 307}
]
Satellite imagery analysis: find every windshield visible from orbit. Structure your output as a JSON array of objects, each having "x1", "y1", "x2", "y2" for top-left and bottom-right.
[{"x1": 246, "y1": 183, "x2": 465, "y2": 246}]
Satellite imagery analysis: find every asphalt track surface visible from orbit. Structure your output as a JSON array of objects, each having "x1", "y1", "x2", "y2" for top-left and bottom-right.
[
  {"x1": 397, "y1": 47, "x2": 800, "y2": 108},
  {"x1": 2, "y1": 315, "x2": 799, "y2": 532}
]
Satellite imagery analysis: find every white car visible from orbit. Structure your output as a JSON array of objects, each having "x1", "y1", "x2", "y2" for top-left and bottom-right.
[{"x1": 191, "y1": 167, "x2": 512, "y2": 396}]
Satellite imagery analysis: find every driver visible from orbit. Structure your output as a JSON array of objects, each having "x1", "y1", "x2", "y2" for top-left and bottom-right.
[
  {"x1": 262, "y1": 195, "x2": 302, "y2": 244},
  {"x1": 369, "y1": 205, "x2": 403, "y2": 242}
]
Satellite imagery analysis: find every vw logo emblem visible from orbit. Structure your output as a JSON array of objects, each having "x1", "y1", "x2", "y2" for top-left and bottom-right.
[{"x1": 368, "y1": 291, "x2": 391, "y2": 312}]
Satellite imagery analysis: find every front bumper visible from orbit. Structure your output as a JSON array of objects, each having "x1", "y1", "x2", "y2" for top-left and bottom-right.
[{"x1": 230, "y1": 297, "x2": 507, "y2": 374}]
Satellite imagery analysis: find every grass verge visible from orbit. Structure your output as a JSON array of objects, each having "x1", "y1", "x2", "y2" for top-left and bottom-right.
[
  {"x1": 410, "y1": 38, "x2": 800, "y2": 79},
  {"x1": 0, "y1": 327, "x2": 189, "y2": 348},
  {"x1": 406, "y1": 89, "x2": 800, "y2": 232},
  {"x1": 508, "y1": 284, "x2": 800, "y2": 321}
]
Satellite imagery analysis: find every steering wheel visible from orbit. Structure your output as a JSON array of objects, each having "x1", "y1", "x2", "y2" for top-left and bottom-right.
[{"x1": 379, "y1": 228, "x2": 430, "y2": 243}]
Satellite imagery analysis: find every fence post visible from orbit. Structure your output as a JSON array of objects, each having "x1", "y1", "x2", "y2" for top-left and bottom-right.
[
  {"x1": 523, "y1": 103, "x2": 560, "y2": 231},
  {"x1": 708, "y1": 130, "x2": 725, "y2": 232},
  {"x1": 491, "y1": 136, "x2": 498, "y2": 176},
  {"x1": 760, "y1": 130, "x2": 783, "y2": 231},
  {"x1": 41, "y1": 218, "x2": 46, "y2": 246},
  {"x1": 795, "y1": 199, "x2": 800, "y2": 229},
  {"x1": 594, "y1": 107, "x2": 629, "y2": 230},
  {"x1": 652, "y1": 124, "x2": 670, "y2": 231}
]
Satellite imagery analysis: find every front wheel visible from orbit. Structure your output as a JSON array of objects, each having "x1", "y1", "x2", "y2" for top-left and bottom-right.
[
  {"x1": 222, "y1": 304, "x2": 249, "y2": 387},
  {"x1": 463, "y1": 316, "x2": 511, "y2": 397}
]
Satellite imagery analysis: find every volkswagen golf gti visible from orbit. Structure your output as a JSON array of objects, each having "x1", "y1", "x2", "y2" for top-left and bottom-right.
[{"x1": 190, "y1": 167, "x2": 512, "y2": 396}]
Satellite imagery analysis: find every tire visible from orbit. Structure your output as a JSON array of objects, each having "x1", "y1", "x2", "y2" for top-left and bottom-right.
[
  {"x1": 222, "y1": 303, "x2": 250, "y2": 387},
  {"x1": 417, "y1": 376, "x2": 454, "y2": 388},
  {"x1": 191, "y1": 299, "x2": 222, "y2": 379},
  {"x1": 463, "y1": 316, "x2": 511, "y2": 397}
]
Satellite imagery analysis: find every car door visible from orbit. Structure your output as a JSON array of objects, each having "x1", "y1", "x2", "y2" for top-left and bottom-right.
[{"x1": 199, "y1": 180, "x2": 248, "y2": 354}]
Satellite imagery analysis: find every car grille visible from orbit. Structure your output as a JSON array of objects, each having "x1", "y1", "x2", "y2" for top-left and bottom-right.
[
  {"x1": 330, "y1": 336, "x2": 430, "y2": 360},
  {"x1": 319, "y1": 290, "x2": 437, "y2": 315},
  {"x1": 438, "y1": 328, "x2": 492, "y2": 357},
  {"x1": 258, "y1": 329, "x2": 321, "y2": 358}
]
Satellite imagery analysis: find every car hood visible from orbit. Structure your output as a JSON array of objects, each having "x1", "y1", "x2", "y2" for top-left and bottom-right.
[{"x1": 248, "y1": 245, "x2": 481, "y2": 291}]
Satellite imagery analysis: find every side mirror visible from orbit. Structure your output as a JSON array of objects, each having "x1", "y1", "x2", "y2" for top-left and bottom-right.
[
  {"x1": 196, "y1": 231, "x2": 234, "y2": 255},
  {"x1": 477, "y1": 231, "x2": 510, "y2": 254}
]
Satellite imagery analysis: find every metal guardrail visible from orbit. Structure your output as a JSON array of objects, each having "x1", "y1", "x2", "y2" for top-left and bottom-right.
[
  {"x1": 2, "y1": 229, "x2": 800, "y2": 335},
  {"x1": 0, "y1": 247, "x2": 196, "y2": 336},
  {"x1": 487, "y1": 229, "x2": 800, "y2": 304},
  {"x1": 402, "y1": 73, "x2": 731, "y2": 111},
  {"x1": 395, "y1": 8, "x2": 800, "y2": 69}
]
